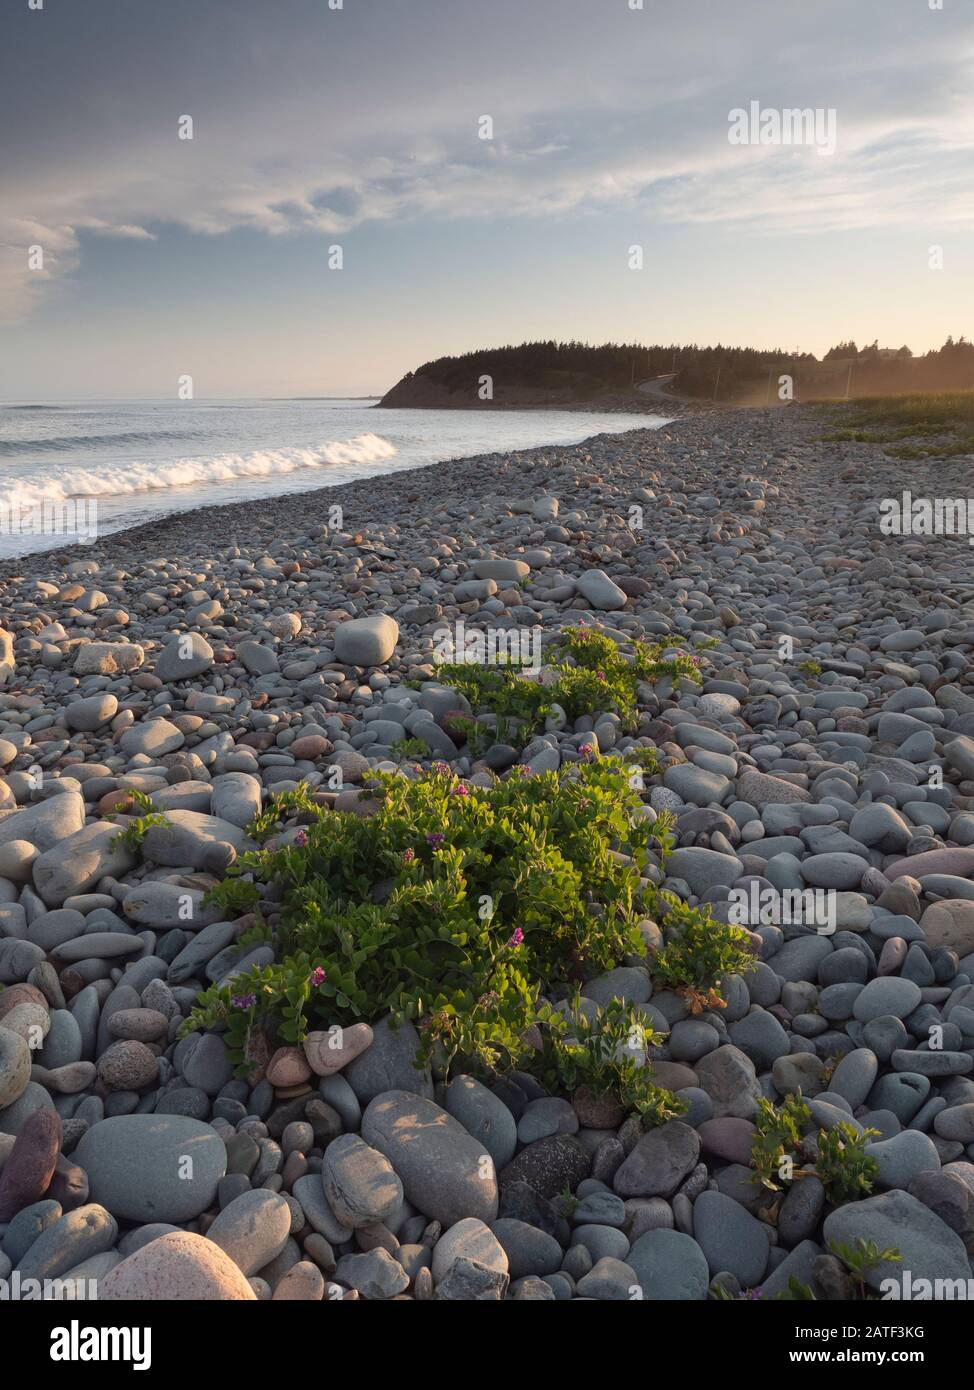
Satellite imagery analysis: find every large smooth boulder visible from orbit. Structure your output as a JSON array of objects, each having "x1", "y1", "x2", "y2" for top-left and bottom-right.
[
  {"x1": 98, "y1": 1231, "x2": 256, "y2": 1300},
  {"x1": 333, "y1": 616, "x2": 399, "y2": 667},
  {"x1": 920, "y1": 901, "x2": 974, "y2": 956},
  {"x1": 362, "y1": 1090, "x2": 498, "y2": 1226},
  {"x1": 0, "y1": 794, "x2": 85, "y2": 853},
  {"x1": 824, "y1": 1190, "x2": 970, "y2": 1292},
  {"x1": 74, "y1": 1114, "x2": 226, "y2": 1222},
  {"x1": 32, "y1": 823, "x2": 137, "y2": 906},
  {"x1": 205, "y1": 1190, "x2": 292, "y2": 1276},
  {"x1": 154, "y1": 633, "x2": 214, "y2": 682},
  {"x1": 139, "y1": 811, "x2": 252, "y2": 869}
]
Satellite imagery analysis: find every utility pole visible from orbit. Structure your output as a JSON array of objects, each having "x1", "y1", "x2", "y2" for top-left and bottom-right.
[
  {"x1": 713, "y1": 363, "x2": 722, "y2": 401},
  {"x1": 845, "y1": 359, "x2": 854, "y2": 400}
]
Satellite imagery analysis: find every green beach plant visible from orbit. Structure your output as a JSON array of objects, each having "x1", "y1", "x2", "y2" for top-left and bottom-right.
[
  {"x1": 184, "y1": 753, "x2": 754, "y2": 1096},
  {"x1": 814, "y1": 1122, "x2": 880, "y2": 1204},
  {"x1": 183, "y1": 757, "x2": 663, "y2": 1076},
  {"x1": 751, "y1": 1093, "x2": 812, "y2": 1192},
  {"x1": 107, "y1": 790, "x2": 170, "y2": 852},
  {"x1": 436, "y1": 624, "x2": 704, "y2": 747},
  {"x1": 650, "y1": 894, "x2": 756, "y2": 1012},
  {"x1": 536, "y1": 990, "x2": 686, "y2": 1128}
]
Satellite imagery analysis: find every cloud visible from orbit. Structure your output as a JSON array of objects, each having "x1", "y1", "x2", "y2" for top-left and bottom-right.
[
  {"x1": 80, "y1": 220, "x2": 158, "y2": 240},
  {"x1": 1, "y1": 0, "x2": 972, "y2": 322}
]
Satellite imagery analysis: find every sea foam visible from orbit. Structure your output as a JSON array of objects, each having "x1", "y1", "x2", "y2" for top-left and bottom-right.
[{"x1": 0, "y1": 433, "x2": 398, "y2": 508}]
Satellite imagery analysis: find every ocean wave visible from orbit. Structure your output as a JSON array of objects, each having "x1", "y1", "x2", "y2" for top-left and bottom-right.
[
  {"x1": 0, "y1": 434, "x2": 398, "y2": 508},
  {"x1": 0, "y1": 428, "x2": 205, "y2": 455}
]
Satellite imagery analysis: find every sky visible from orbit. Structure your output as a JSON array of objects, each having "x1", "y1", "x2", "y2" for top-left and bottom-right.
[{"x1": 1, "y1": 0, "x2": 972, "y2": 399}]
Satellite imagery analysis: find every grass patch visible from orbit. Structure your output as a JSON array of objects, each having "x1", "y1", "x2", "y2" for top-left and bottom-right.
[{"x1": 820, "y1": 391, "x2": 974, "y2": 458}]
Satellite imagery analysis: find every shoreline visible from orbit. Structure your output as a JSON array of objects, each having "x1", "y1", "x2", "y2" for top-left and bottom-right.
[{"x1": 0, "y1": 413, "x2": 693, "y2": 579}]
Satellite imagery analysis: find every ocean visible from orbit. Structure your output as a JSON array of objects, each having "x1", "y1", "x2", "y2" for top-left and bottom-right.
[{"x1": 0, "y1": 398, "x2": 671, "y2": 558}]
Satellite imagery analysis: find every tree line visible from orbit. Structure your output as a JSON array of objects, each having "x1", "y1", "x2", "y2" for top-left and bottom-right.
[{"x1": 404, "y1": 337, "x2": 974, "y2": 403}]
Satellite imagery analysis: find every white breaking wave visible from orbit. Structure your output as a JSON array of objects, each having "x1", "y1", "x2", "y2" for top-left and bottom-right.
[{"x1": 0, "y1": 433, "x2": 398, "y2": 509}]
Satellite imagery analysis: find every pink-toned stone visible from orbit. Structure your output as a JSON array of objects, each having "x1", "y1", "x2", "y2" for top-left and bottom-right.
[
  {"x1": 920, "y1": 900, "x2": 974, "y2": 956},
  {"x1": 878, "y1": 937, "x2": 908, "y2": 976},
  {"x1": 265, "y1": 1045, "x2": 312, "y2": 1088},
  {"x1": 303, "y1": 1023, "x2": 374, "y2": 1077},
  {"x1": 0, "y1": 983, "x2": 48, "y2": 1023},
  {"x1": 96, "y1": 1040, "x2": 158, "y2": 1091},
  {"x1": 696, "y1": 1117, "x2": 756, "y2": 1165},
  {"x1": 289, "y1": 735, "x2": 332, "y2": 760},
  {"x1": 108, "y1": 1008, "x2": 170, "y2": 1043},
  {"x1": 0, "y1": 1107, "x2": 61, "y2": 1221},
  {"x1": 99, "y1": 1231, "x2": 257, "y2": 1300},
  {"x1": 885, "y1": 847, "x2": 974, "y2": 880},
  {"x1": 271, "y1": 1260, "x2": 325, "y2": 1300},
  {"x1": 649, "y1": 1060, "x2": 698, "y2": 1091}
]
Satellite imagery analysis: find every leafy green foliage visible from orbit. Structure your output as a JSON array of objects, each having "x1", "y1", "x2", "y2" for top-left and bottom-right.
[
  {"x1": 774, "y1": 1277, "x2": 817, "y2": 1301},
  {"x1": 535, "y1": 991, "x2": 686, "y2": 1128},
  {"x1": 391, "y1": 736, "x2": 430, "y2": 760},
  {"x1": 750, "y1": 1096, "x2": 879, "y2": 1204},
  {"x1": 246, "y1": 784, "x2": 326, "y2": 845},
  {"x1": 183, "y1": 758, "x2": 661, "y2": 1077},
  {"x1": 828, "y1": 1238, "x2": 901, "y2": 1298},
  {"x1": 815, "y1": 1122, "x2": 880, "y2": 1204},
  {"x1": 107, "y1": 790, "x2": 170, "y2": 852},
  {"x1": 647, "y1": 807, "x2": 677, "y2": 867},
  {"x1": 773, "y1": 1239, "x2": 903, "y2": 1302},
  {"x1": 437, "y1": 625, "x2": 703, "y2": 746},
  {"x1": 204, "y1": 875, "x2": 262, "y2": 915},
  {"x1": 650, "y1": 894, "x2": 756, "y2": 1009},
  {"x1": 751, "y1": 1094, "x2": 812, "y2": 1192},
  {"x1": 431, "y1": 664, "x2": 549, "y2": 747}
]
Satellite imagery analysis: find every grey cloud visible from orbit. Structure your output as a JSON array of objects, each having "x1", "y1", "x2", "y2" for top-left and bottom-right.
[{"x1": 1, "y1": 0, "x2": 971, "y2": 320}]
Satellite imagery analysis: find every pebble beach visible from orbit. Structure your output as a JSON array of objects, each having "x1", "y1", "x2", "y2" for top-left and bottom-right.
[{"x1": 3, "y1": 401, "x2": 974, "y2": 1303}]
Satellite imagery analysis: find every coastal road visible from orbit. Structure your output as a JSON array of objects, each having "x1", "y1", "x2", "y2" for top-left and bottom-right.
[
  {"x1": 635, "y1": 373, "x2": 722, "y2": 408},
  {"x1": 636, "y1": 373, "x2": 749, "y2": 409},
  {"x1": 636, "y1": 373, "x2": 681, "y2": 400}
]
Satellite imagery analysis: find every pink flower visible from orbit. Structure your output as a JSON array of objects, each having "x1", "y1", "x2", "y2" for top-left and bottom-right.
[
  {"x1": 507, "y1": 928, "x2": 524, "y2": 948},
  {"x1": 402, "y1": 847, "x2": 416, "y2": 863},
  {"x1": 309, "y1": 967, "x2": 326, "y2": 987},
  {"x1": 294, "y1": 829, "x2": 309, "y2": 847},
  {"x1": 450, "y1": 783, "x2": 470, "y2": 797}
]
